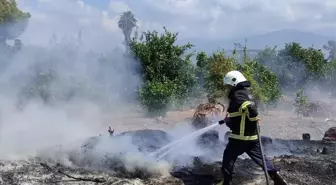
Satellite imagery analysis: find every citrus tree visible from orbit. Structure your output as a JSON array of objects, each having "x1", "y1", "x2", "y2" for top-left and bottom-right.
[
  {"x1": 199, "y1": 45, "x2": 281, "y2": 108},
  {"x1": 0, "y1": 0, "x2": 31, "y2": 42},
  {"x1": 255, "y1": 42, "x2": 329, "y2": 91},
  {"x1": 202, "y1": 50, "x2": 239, "y2": 103},
  {"x1": 243, "y1": 61, "x2": 281, "y2": 105},
  {"x1": 129, "y1": 27, "x2": 197, "y2": 115}
]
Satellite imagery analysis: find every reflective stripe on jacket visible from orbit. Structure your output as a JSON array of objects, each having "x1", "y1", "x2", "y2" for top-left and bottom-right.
[{"x1": 227, "y1": 100, "x2": 260, "y2": 140}]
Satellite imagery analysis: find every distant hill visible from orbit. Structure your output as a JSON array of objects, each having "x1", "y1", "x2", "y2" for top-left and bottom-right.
[{"x1": 179, "y1": 29, "x2": 336, "y2": 53}]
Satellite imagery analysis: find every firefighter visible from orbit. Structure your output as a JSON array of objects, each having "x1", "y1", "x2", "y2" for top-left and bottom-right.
[{"x1": 217, "y1": 70, "x2": 287, "y2": 185}]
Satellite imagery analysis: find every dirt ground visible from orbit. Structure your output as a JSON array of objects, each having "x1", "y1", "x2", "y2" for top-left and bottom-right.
[{"x1": 102, "y1": 104, "x2": 335, "y2": 142}]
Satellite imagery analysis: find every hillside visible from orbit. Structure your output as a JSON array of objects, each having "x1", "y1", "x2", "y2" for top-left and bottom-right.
[{"x1": 179, "y1": 29, "x2": 335, "y2": 53}]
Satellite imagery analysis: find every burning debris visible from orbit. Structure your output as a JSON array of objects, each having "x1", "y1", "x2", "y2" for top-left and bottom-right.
[
  {"x1": 302, "y1": 133, "x2": 311, "y2": 140},
  {"x1": 189, "y1": 102, "x2": 225, "y2": 149},
  {"x1": 191, "y1": 102, "x2": 225, "y2": 129}
]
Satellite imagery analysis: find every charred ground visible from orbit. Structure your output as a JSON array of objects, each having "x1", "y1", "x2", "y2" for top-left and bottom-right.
[
  {"x1": 0, "y1": 101, "x2": 335, "y2": 185},
  {"x1": 1, "y1": 126, "x2": 335, "y2": 185}
]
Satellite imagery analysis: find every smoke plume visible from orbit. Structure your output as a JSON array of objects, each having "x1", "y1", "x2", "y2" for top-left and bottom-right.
[{"x1": 0, "y1": 0, "x2": 143, "y2": 165}]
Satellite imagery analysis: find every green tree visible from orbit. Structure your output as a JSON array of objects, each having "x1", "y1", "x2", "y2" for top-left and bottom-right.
[
  {"x1": 130, "y1": 27, "x2": 197, "y2": 115},
  {"x1": 256, "y1": 42, "x2": 329, "y2": 90},
  {"x1": 243, "y1": 61, "x2": 281, "y2": 109},
  {"x1": 196, "y1": 51, "x2": 208, "y2": 69},
  {"x1": 203, "y1": 50, "x2": 239, "y2": 103},
  {"x1": 0, "y1": 0, "x2": 30, "y2": 39},
  {"x1": 294, "y1": 88, "x2": 309, "y2": 118},
  {"x1": 195, "y1": 51, "x2": 208, "y2": 86},
  {"x1": 326, "y1": 59, "x2": 336, "y2": 96},
  {"x1": 280, "y1": 42, "x2": 329, "y2": 91},
  {"x1": 238, "y1": 44, "x2": 264, "y2": 103},
  {"x1": 17, "y1": 69, "x2": 56, "y2": 109},
  {"x1": 323, "y1": 40, "x2": 336, "y2": 61},
  {"x1": 118, "y1": 11, "x2": 137, "y2": 53},
  {"x1": 200, "y1": 43, "x2": 281, "y2": 110}
]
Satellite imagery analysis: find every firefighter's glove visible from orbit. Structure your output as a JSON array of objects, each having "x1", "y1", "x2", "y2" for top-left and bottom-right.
[
  {"x1": 224, "y1": 117, "x2": 232, "y2": 129},
  {"x1": 219, "y1": 120, "x2": 225, "y2": 125}
]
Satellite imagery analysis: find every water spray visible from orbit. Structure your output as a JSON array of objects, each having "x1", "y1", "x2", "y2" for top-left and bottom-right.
[{"x1": 150, "y1": 123, "x2": 219, "y2": 159}]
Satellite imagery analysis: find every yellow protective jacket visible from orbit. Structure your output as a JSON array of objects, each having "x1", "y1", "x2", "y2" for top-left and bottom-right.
[{"x1": 225, "y1": 81, "x2": 260, "y2": 141}]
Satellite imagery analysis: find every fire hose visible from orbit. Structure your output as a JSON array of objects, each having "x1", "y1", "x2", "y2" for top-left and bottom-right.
[{"x1": 257, "y1": 124, "x2": 270, "y2": 185}]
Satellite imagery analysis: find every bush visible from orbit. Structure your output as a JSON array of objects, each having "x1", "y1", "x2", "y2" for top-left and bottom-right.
[
  {"x1": 130, "y1": 26, "x2": 282, "y2": 114},
  {"x1": 255, "y1": 42, "x2": 330, "y2": 91},
  {"x1": 139, "y1": 80, "x2": 176, "y2": 115},
  {"x1": 199, "y1": 45, "x2": 281, "y2": 108},
  {"x1": 203, "y1": 50, "x2": 239, "y2": 102},
  {"x1": 244, "y1": 61, "x2": 281, "y2": 105},
  {"x1": 294, "y1": 88, "x2": 309, "y2": 117},
  {"x1": 0, "y1": 0, "x2": 31, "y2": 41},
  {"x1": 130, "y1": 27, "x2": 197, "y2": 115}
]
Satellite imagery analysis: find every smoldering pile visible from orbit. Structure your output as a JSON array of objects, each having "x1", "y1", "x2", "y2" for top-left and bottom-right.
[{"x1": 69, "y1": 129, "x2": 174, "y2": 179}]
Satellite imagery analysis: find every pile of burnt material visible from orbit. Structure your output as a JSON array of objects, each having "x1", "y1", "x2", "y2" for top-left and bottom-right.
[
  {"x1": 75, "y1": 125, "x2": 336, "y2": 185},
  {"x1": 323, "y1": 127, "x2": 336, "y2": 142},
  {"x1": 190, "y1": 102, "x2": 225, "y2": 129}
]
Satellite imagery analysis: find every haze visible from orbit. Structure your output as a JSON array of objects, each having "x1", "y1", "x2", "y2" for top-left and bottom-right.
[{"x1": 17, "y1": 0, "x2": 336, "y2": 52}]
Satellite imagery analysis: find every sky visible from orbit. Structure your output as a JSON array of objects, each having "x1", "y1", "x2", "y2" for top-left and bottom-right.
[{"x1": 15, "y1": 0, "x2": 336, "y2": 48}]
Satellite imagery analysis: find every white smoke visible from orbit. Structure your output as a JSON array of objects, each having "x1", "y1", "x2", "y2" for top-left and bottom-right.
[{"x1": 0, "y1": 0, "x2": 144, "y2": 168}]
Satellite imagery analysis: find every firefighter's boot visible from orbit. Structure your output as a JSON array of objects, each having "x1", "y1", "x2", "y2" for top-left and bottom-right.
[{"x1": 216, "y1": 180, "x2": 231, "y2": 185}]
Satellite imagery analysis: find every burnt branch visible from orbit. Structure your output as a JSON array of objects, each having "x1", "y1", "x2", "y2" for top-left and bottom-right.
[{"x1": 40, "y1": 163, "x2": 107, "y2": 183}]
